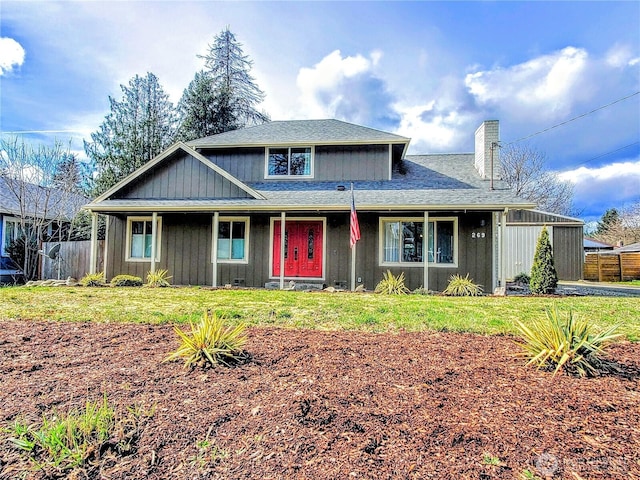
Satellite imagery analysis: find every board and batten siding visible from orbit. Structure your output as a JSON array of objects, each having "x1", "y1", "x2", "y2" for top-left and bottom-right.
[
  {"x1": 115, "y1": 152, "x2": 253, "y2": 200},
  {"x1": 357, "y1": 212, "x2": 494, "y2": 292},
  {"x1": 106, "y1": 211, "x2": 495, "y2": 291},
  {"x1": 202, "y1": 145, "x2": 391, "y2": 182}
]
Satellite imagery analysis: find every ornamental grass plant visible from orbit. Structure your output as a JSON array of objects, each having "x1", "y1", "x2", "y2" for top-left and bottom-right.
[
  {"x1": 165, "y1": 311, "x2": 248, "y2": 368},
  {"x1": 374, "y1": 270, "x2": 410, "y2": 295},
  {"x1": 516, "y1": 305, "x2": 622, "y2": 377},
  {"x1": 443, "y1": 274, "x2": 483, "y2": 297}
]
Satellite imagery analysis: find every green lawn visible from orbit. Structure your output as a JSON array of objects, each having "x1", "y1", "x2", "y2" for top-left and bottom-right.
[{"x1": 1, "y1": 286, "x2": 638, "y2": 341}]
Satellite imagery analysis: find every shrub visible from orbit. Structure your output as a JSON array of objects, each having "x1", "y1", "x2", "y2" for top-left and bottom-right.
[
  {"x1": 529, "y1": 227, "x2": 558, "y2": 294},
  {"x1": 165, "y1": 311, "x2": 248, "y2": 368},
  {"x1": 80, "y1": 272, "x2": 106, "y2": 287},
  {"x1": 443, "y1": 274, "x2": 483, "y2": 296},
  {"x1": 516, "y1": 305, "x2": 622, "y2": 377},
  {"x1": 110, "y1": 275, "x2": 143, "y2": 287},
  {"x1": 374, "y1": 270, "x2": 410, "y2": 295},
  {"x1": 513, "y1": 272, "x2": 530, "y2": 285},
  {"x1": 146, "y1": 269, "x2": 172, "y2": 287}
]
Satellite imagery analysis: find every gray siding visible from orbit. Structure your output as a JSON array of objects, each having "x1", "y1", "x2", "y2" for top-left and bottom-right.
[
  {"x1": 115, "y1": 152, "x2": 252, "y2": 200},
  {"x1": 314, "y1": 145, "x2": 389, "y2": 181},
  {"x1": 553, "y1": 226, "x2": 583, "y2": 281},
  {"x1": 106, "y1": 211, "x2": 494, "y2": 291},
  {"x1": 203, "y1": 145, "x2": 391, "y2": 182}
]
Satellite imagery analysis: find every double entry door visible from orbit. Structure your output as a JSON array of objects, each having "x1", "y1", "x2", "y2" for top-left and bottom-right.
[{"x1": 272, "y1": 220, "x2": 323, "y2": 278}]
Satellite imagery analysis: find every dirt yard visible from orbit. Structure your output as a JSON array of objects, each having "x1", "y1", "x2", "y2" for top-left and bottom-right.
[{"x1": 1, "y1": 320, "x2": 638, "y2": 479}]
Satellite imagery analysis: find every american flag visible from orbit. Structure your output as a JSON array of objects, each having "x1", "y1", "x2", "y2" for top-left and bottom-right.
[{"x1": 350, "y1": 184, "x2": 361, "y2": 248}]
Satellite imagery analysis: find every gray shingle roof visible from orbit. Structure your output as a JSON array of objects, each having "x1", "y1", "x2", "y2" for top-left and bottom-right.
[
  {"x1": 187, "y1": 119, "x2": 410, "y2": 147},
  {"x1": 1, "y1": 176, "x2": 88, "y2": 219},
  {"x1": 88, "y1": 153, "x2": 534, "y2": 212}
]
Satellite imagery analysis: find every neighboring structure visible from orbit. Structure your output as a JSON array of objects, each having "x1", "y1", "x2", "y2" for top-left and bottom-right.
[
  {"x1": 505, "y1": 209, "x2": 584, "y2": 281},
  {"x1": 1, "y1": 176, "x2": 87, "y2": 283},
  {"x1": 611, "y1": 241, "x2": 640, "y2": 254},
  {"x1": 84, "y1": 119, "x2": 536, "y2": 291},
  {"x1": 0, "y1": 178, "x2": 23, "y2": 283},
  {"x1": 584, "y1": 237, "x2": 614, "y2": 254}
]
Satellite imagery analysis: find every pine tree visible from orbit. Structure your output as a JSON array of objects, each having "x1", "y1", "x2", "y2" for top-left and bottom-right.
[
  {"x1": 176, "y1": 27, "x2": 269, "y2": 141},
  {"x1": 529, "y1": 226, "x2": 558, "y2": 294},
  {"x1": 176, "y1": 71, "x2": 232, "y2": 140},
  {"x1": 85, "y1": 72, "x2": 177, "y2": 195}
]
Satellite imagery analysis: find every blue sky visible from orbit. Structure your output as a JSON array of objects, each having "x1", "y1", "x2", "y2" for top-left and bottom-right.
[{"x1": 1, "y1": 1, "x2": 639, "y2": 223}]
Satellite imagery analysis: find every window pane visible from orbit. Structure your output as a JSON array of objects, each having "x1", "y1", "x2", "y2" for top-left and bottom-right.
[
  {"x1": 437, "y1": 221, "x2": 454, "y2": 264},
  {"x1": 308, "y1": 229, "x2": 314, "y2": 259},
  {"x1": 144, "y1": 234, "x2": 153, "y2": 258},
  {"x1": 268, "y1": 148, "x2": 289, "y2": 175},
  {"x1": 231, "y1": 221, "x2": 246, "y2": 259},
  {"x1": 3, "y1": 221, "x2": 17, "y2": 253},
  {"x1": 290, "y1": 148, "x2": 311, "y2": 175},
  {"x1": 131, "y1": 221, "x2": 144, "y2": 235},
  {"x1": 402, "y1": 222, "x2": 423, "y2": 262},
  {"x1": 131, "y1": 234, "x2": 144, "y2": 258},
  {"x1": 384, "y1": 221, "x2": 400, "y2": 262},
  {"x1": 217, "y1": 222, "x2": 231, "y2": 259}
]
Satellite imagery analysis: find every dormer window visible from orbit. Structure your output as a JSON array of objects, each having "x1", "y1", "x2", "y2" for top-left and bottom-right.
[{"x1": 266, "y1": 147, "x2": 313, "y2": 177}]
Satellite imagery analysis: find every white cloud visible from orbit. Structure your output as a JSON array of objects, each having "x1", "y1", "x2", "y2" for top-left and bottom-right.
[
  {"x1": 559, "y1": 160, "x2": 640, "y2": 215},
  {"x1": 294, "y1": 50, "x2": 399, "y2": 127},
  {"x1": 465, "y1": 47, "x2": 589, "y2": 118},
  {"x1": 0, "y1": 37, "x2": 25, "y2": 76},
  {"x1": 605, "y1": 44, "x2": 637, "y2": 68}
]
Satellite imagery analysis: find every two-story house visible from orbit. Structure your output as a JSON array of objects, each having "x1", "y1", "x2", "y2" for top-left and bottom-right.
[{"x1": 84, "y1": 119, "x2": 535, "y2": 291}]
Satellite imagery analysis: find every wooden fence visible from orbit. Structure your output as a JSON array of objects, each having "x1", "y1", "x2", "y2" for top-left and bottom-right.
[
  {"x1": 584, "y1": 252, "x2": 640, "y2": 282},
  {"x1": 41, "y1": 241, "x2": 104, "y2": 280}
]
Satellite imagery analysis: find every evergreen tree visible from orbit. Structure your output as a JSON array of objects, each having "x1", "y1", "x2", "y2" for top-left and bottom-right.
[
  {"x1": 595, "y1": 208, "x2": 620, "y2": 236},
  {"x1": 85, "y1": 72, "x2": 177, "y2": 195},
  {"x1": 176, "y1": 71, "x2": 232, "y2": 140},
  {"x1": 529, "y1": 226, "x2": 558, "y2": 294},
  {"x1": 176, "y1": 27, "x2": 269, "y2": 141}
]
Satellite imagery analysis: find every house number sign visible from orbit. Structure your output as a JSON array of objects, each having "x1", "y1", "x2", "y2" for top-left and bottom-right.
[{"x1": 471, "y1": 232, "x2": 486, "y2": 239}]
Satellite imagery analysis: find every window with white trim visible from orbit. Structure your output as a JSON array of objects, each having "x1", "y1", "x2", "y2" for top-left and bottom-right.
[
  {"x1": 266, "y1": 147, "x2": 312, "y2": 177},
  {"x1": 1, "y1": 217, "x2": 20, "y2": 257},
  {"x1": 126, "y1": 217, "x2": 162, "y2": 261},
  {"x1": 380, "y1": 217, "x2": 457, "y2": 266},
  {"x1": 214, "y1": 217, "x2": 249, "y2": 263}
]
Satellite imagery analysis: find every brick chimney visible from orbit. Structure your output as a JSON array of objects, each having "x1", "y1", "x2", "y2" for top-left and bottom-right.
[{"x1": 474, "y1": 120, "x2": 500, "y2": 182}]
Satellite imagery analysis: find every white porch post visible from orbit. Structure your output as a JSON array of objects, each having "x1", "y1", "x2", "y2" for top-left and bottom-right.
[
  {"x1": 89, "y1": 212, "x2": 98, "y2": 274},
  {"x1": 212, "y1": 212, "x2": 219, "y2": 287},
  {"x1": 500, "y1": 209, "x2": 508, "y2": 291},
  {"x1": 279, "y1": 212, "x2": 286, "y2": 290},
  {"x1": 423, "y1": 211, "x2": 429, "y2": 290},
  {"x1": 150, "y1": 212, "x2": 158, "y2": 274}
]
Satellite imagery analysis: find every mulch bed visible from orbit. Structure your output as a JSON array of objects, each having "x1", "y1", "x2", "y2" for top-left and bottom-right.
[{"x1": 0, "y1": 320, "x2": 638, "y2": 479}]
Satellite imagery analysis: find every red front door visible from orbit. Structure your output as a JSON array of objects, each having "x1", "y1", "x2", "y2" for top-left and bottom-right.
[{"x1": 272, "y1": 221, "x2": 323, "y2": 278}]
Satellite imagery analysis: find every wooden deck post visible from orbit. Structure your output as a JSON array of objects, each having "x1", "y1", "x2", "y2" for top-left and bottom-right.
[
  {"x1": 280, "y1": 212, "x2": 286, "y2": 290},
  {"x1": 89, "y1": 212, "x2": 98, "y2": 274},
  {"x1": 212, "y1": 212, "x2": 219, "y2": 287}
]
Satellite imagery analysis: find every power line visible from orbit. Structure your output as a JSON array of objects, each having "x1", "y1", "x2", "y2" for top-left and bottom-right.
[
  {"x1": 574, "y1": 141, "x2": 640, "y2": 167},
  {"x1": 1, "y1": 130, "x2": 87, "y2": 134},
  {"x1": 505, "y1": 91, "x2": 640, "y2": 145}
]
